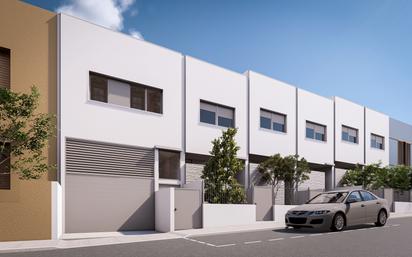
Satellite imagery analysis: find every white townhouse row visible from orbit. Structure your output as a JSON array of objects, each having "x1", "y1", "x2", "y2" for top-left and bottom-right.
[{"x1": 52, "y1": 14, "x2": 412, "y2": 238}]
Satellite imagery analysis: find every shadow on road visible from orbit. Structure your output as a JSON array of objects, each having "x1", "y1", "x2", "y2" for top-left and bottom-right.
[{"x1": 273, "y1": 223, "x2": 377, "y2": 234}]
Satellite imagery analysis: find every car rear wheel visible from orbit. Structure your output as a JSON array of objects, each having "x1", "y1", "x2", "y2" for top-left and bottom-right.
[
  {"x1": 375, "y1": 210, "x2": 387, "y2": 227},
  {"x1": 331, "y1": 213, "x2": 345, "y2": 231}
]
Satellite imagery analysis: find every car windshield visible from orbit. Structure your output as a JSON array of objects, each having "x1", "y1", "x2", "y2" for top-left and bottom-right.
[{"x1": 307, "y1": 192, "x2": 348, "y2": 204}]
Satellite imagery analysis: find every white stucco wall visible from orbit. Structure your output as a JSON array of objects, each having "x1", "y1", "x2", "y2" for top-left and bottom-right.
[
  {"x1": 155, "y1": 188, "x2": 174, "y2": 232},
  {"x1": 185, "y1": 56, "x2": 247, "y2": 158},
  {"x1": 60, "y1": 14, "x2": 183, "y2": 150},
  {"x1": 203, "y1": 204, "x2": 256, "y2": 228},
  {"x1": 297, "y1": 89, "x2": 334, "y2": 165},
  {"x1": 334, "y1": 97, "x2": 365, "y2": 165},
  {"x1": 248, "y1": 71, "x2": 296, "y2": 157},
  {"x1": 365, "y1": 108, "x2": 389, "y2": 165},
  {"x1": 59, "y1": 15, "x2": 183, "y2": 234}
]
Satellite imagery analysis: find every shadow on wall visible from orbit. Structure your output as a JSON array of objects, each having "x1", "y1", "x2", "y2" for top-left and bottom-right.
[
  {"x1": 119, "y1": 195, "x2": 155, "y2": 231},
  {"x1": 47, "y1": 15, "x2": 58, "y2": 183}
]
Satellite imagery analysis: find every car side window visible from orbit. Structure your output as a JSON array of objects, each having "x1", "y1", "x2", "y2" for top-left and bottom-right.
[
  {"x1": 360, "y1": 191, "x2": 377, "y2": 201},
  {"x1": 347, "y1": 191, "x2": 362, "y2": 202}
]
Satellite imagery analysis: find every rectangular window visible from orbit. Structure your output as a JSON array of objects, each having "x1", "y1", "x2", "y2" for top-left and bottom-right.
[
  {"x1": 159, "y1": 150, "x2": 180, "y2": 180},
  {"x1": 306, "y1": 121, "x2": 326, "y2": 142},
  {"x1": 0, "y1": 143, "x2": 11, "y2": 190},
  {"x1": 0, "y1": 47, "x2": 10, "y2": 89},
  {"x1": 371, "y1": 134, "x2": 384, "y2": 150},
  {"x1": 342, "y1": 125, "x2": 358, "y2": 144},
  {"x1": 89, "y1": 72, "x2": 162, "y2": 114},
  {"x1": 259, "y1": 109, "x2": 286, "y2": 132},
  {"x1": 200, "y1": 100, "x2": 234, "y2": 128}
]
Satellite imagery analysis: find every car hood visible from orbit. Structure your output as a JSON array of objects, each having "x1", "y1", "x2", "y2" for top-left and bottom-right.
[{"x1": 290, "y1": 203, "x2": 343, "y2": 212}]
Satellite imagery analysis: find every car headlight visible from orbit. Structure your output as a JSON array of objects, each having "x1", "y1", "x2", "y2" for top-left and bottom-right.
[{"x1": 309, "y1": 210, "x2": 330, "y2": 216}]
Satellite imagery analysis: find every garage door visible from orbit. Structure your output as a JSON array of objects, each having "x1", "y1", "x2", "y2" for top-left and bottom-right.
[{"x1": 65, "y1": 138, "x2": 155, "y2": 233}]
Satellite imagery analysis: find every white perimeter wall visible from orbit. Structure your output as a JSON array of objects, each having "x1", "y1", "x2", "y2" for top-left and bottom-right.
[
  {"x1": 185, "y1": 56, "x2": 247, "y2": 158},
  {"x1": 248, "y1": 71, "x2": 296, "y2": 157},
  {"x1": 60, "y1": 14, "x2": 183, "y2": 150},
  {"x1": 155, "y1": 188, "x2": 174, "y2": 232},
  {"x1": 365, "y1": 108, "x2": 389, "y2": 165},
  {"x1": 203, "y1": 204, "x2": 256, "y2": 228},
  {"x1": 297, "y1": 89, "x2": 334, "y2": 165},
  {"x1": 334, "y1": 97, "x2": 365, "y2": 164}
]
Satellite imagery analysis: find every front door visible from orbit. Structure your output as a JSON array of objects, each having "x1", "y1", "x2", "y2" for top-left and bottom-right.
[{"x1": 345, "y1": 191, "x2": 366, "y2": 226}]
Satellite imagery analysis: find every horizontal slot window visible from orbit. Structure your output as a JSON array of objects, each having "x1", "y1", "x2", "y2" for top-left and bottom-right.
[{"x1": 89, "y1": 72, "x2": 163, "y2": 114}]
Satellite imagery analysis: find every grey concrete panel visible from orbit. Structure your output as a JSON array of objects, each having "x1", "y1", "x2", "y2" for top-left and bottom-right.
[{"x1": 65, "y1": 173, "x2": 154, "y2": 233}]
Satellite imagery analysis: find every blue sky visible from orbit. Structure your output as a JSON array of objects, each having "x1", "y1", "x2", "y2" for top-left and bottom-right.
[{"x1": 25, "y1": 0, "x2": 412, "y2": 124}]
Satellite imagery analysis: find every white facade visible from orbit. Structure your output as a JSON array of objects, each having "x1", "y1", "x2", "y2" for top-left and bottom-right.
[
  {"x1": 248, "y1": 71, "x2": 296, "y2": 157},
  {"x1": 185, "y1": 56, "x2": 248, "y2": 159},
  {"x1": 334, "y1": 97, "x2": 365, "y2": 165},
  {"x1": 60, "y1": 14, "x2": 183, "y2": 151},
  {"x1": 365, "y1": 108, "x2": 390, "y2": 165},
  {"x1": 297, "y1": 89, "x2": 334, "y2": 165}
]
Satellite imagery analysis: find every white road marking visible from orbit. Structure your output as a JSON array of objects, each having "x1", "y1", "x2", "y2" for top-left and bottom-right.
[
  {"x1": 268, "y1": 238, "x2": 285, "y2": 241},
  {"x1": 184, "y1": 223, "x2": 401, "y2": 248},
  {"x1": 216, "y1": 243, "x2": 236, "y2": 248},
  {"x1": 244, "y1": 240, "x2": 262, "y2": 244},
  {"x1": 290, "y1": 236, "x2": 305, "y2": 239}
]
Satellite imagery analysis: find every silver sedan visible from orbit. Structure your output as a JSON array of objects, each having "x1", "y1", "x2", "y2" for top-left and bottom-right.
[{"x1": 285, "y1": 189, "x2": 390, "y2": 231}]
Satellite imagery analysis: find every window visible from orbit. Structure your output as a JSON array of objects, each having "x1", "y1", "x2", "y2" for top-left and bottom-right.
[
  {"x1": 89, "y1": 72, "x2": 163, "y2": 114},
  {"x1": 347, "y1": 191, "x2": 362, "y2": 203},
  {"x1": 342, "y1": 125, "x2": 358, "y2": 144},
  {"x1": 306, "y1": 121, "x2": 326, "y2": 141},
  {"x1": 0, "y1": 143, "x2": 11, "y2": 190},
  {"x1": 397, "y1": 141, "x2": 411, "y2": 166},
  {"x1": 260, "y1": 109, "x2": 286, "y2": 133},
  {"x1": 371, "y1": 134, "x2": 384, "y2": 150},
  {"x1": 360, "y1": 191, "x2": 377, "y2": 201},
  {"x1": 0, "y1": 47, "x2": 10, "y2": 89},
  {"x1": 200, "y1": 100, "x2": 234, "y2": 128},
  {"x1": 159, "y1": 150, "x2": 180, "y2": 180}
]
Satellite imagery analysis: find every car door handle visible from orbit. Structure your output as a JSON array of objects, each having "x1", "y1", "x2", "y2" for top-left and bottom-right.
[
  {"x1": 361, "y1": 204, "x2": 365, "y2": 207},
  {"x1": 376, "y1": 202, "x2": 380, "y2": 205}
]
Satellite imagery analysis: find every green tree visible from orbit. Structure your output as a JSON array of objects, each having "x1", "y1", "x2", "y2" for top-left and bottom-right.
[
  {"x1": 258, "y1": 154, "x2": 310, "y2": 205},
  {"x1": 341, "y1": 163, "x2": 382, "y2": 189},
  {"x1": 387, "y1": 165, "x2": 412, "y2": 191},
  {"x1": 201, "y1": 128, "x2": 246, "y2": 204},
  {"x1": 0, "y1": 86, "x2": 55, "y2": 180}
]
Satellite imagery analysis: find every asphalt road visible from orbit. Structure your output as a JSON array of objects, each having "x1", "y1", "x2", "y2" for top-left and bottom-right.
[{"x1": 2, "y1": 217, "x2": 412, "y2": 257}]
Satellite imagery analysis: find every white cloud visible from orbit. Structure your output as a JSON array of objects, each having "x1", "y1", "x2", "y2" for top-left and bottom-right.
[
  {"x1": 56, "y1": 0, "x2": 143, "y2": 39},
  {"x1": 129, "y1": 29, "x2": 144, "y2": 39}
]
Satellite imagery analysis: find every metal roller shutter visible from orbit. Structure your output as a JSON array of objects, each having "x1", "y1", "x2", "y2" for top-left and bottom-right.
[{"x1": 66, "y1": 138, "x2": 154, "y2": 178}]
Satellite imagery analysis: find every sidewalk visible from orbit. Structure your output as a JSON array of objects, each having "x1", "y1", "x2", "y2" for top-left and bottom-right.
[{"x1": 1, "y1": 214, "x2": 410, "y2": 253}]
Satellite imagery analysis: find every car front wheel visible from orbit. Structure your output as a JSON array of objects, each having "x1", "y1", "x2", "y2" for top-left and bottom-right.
[
  {"x1": 331, "y1": 213, "x2": 345, "y2": 231},
  {"x1": 375, "y1": 210, "x2": 387, "y2": 227}
]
